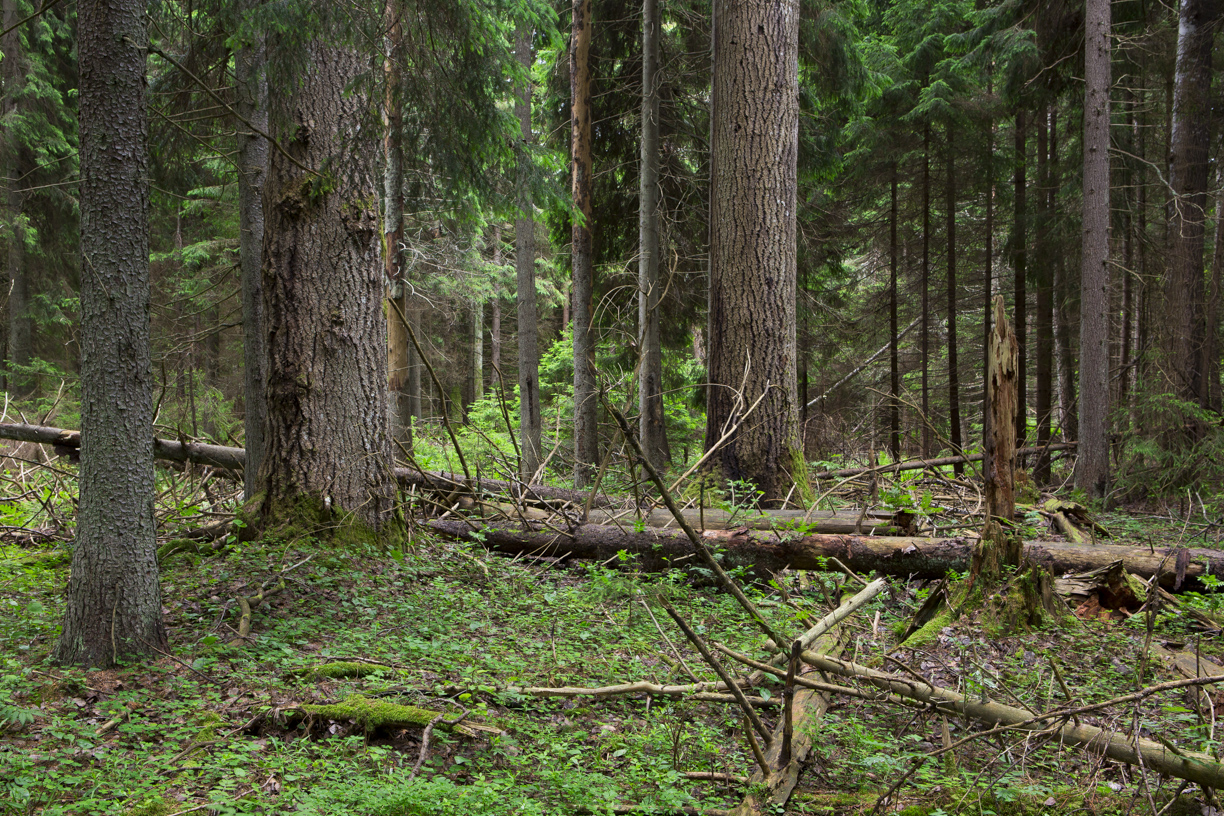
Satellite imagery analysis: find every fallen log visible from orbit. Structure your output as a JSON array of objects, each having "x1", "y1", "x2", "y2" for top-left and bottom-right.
[
  {"x1": 424, "y1": 518, "x2": 1224, "y2": 589},
  {"x1": 496, "y1": 505, "x2": 908, "y2": 535},
  {"x1": 0, "y1": 422, "x2": 603, "y2": 507},
  {"x1": 812, "y1": 442, "x2": 1077, "y2": 480}
]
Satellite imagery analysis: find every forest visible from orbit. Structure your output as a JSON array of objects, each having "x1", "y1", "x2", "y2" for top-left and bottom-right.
[{"x1": 4, "y1": 0, "x2": 1224, "y2": 813}]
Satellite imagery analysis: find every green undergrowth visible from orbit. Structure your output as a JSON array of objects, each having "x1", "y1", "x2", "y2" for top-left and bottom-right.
[{"x1": 2, "y1": 504, "x2": 1223, "y2": 815}]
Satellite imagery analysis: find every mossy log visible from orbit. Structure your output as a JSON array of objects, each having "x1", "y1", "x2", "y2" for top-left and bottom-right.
[
  {"x1": 300, "y1": 695, "x2": 500, "y2": 737},
  {"x1": 426, "y1": 518, "x2": 1224, "y2": 589}
]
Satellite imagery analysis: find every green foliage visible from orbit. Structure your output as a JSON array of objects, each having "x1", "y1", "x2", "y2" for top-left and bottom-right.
[{"x1": 1114, "y1": 393, "x2": 1224, "y2": 499}]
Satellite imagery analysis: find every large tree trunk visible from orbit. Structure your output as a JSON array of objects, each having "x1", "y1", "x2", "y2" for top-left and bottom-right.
[
  {"x1": 1034, "y1": 107, "x2": 1054, "y2": 484},
  {"x1": 638, "y1": 0, "x2": 670, "y2": 470},
  {"x1": 515, "y1": 25, "x2": 542, "y2": 480},
  {"x1": 705, "y1": 0, "x2": 806, "y2": 506},
  {"x1": 945, "y1": 127, "x2": 962, "y2": 473},
  {"x1": 571, "y1": 0, "x2": 598, "y2": 487},
  {"x1": 1012, "y1": 109, "x2": 1028, "y2": 448},
  {"x1": 55, "y1": 0, "x2": 166, "y2": 667},
  {"x1": 427, "y1": 518, "x2": 1224, "y2": 589},
  {"x1": 1164, "y1": 0, "x2": 1221, "y2": 407},
  {"x1": 235, "y1": 1, "x2": 268, "y2": 500},
  {"x1": 1076, "y1": 0, "x2": 1112, "y2": 499},
  {"x1": 2, "y1": 0, "x2": 29, "y2": 397},
  {"x1": 260, "y1": 42, "x2": 395, "y2": 533}
]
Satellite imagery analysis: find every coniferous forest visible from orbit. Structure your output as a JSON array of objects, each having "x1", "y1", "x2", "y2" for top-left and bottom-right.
[{"x1": 6, "y1": 0, "x2": 1224, "y2": 813}]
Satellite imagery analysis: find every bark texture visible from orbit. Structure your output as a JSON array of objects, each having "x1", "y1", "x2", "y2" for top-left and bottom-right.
[
  {"x1": 1164, "y1": 0, "x2": 1221, "y2": 406},
  {"x1": 1076, "y1": 0, "x2": 1111, "y2": 499},
  {"x1": 515, "y1": 25, "x2": 542, "y2": 480},
  {"x1": 985, "y1": 297, "x2": 1019, "y2": 523},
  {"x1": 261, "y1": 43, "x2": 395, "y2": 531},
  {"x1": 55, "y1": 0, "x2": 166, "y2": 667},
  {"x1": 705, "y1": 0, "x2": 806, "y2": 505},
  {"x1": 638, "y1": 0, "x2": 669, "y2": 470},
  {"x1": 571, "y1": 0, "x2": 598, "y2": 486},
  {"x1": 236, "y1": 0, "x2": 268, "y2": 499}
]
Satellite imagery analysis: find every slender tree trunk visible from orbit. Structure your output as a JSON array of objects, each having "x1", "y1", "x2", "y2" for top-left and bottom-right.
[
  {"x1": 889, "y1": 163, "x2": 900, "y2": 460},
  {"x1": 1207, "y1": 167, "x2": 1224, "y2": 412},
  {"x1": 515, "y1": 25, "x2": 542, "y2": 480},
  {"x1": 55, "y1": 0, "x2": 166, "y2": 667},
  {"x1": 571, "y1": 0, "x2": 598, "y2": 486},
  {"x1": 983, "y1": 75, "x2": 994, "y2": 470},
  {"x1": 3, "y1": 0, "x2": 29, "y2": 397},
  {"x1": 705, "y1": 0, "x2": 806, "y2": 506},
  {"x1": 1120, "y1": 95, "x2": 1135, "y2": 423},
  {"x1": 1034, "y1": 107, "x2": 1053, "y2": 484},
  {"x1": 470, "y1": 300, "x2": 483, "y2": 406},
  {"x1": 1164, "y1": 0, "x2": 1221, "y2": 408},
  {"x1": 921, "y1": 124, "x2": 931, "y2": 458},
  {"x1": 639, "y1": 0, "x2": 670, "y2": 469},
  {"x1": 490, "y1": 224, "x2": 502, "y2": 388},
  {"x1": 1076, "y1": 0, "x2": 1112, "y2": 498},
  {"x1": 1013, "y1": 109, "x2": 1028, "y2": 448},
  {"x1": 260, "y1": 42, "x2": 395, "y2": 532},
  {"x1": 945, "y1": 127, "x2": 962, "y2": 473},
  {"x1": 384, "y1": 0, "x2": 414, "y2": 451}
]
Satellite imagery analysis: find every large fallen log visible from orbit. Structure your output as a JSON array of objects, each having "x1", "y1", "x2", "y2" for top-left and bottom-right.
[
  {"x1": 812, "y1": 442, "x2": 1077, "y2": 480},
  {"x1": 425, "y1": 518, "x2": 1224, "y2": 589},
  {"x1": 0, "y1": 422, "x2": 602, "y2": 507},
  {"x1": 563, "y1": 507, "x2": 906, "y2": 535}
]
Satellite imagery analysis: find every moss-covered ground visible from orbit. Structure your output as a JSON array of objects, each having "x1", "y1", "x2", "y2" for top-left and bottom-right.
[{"x1": 2, "y1": 487, "x2": 1223, "y2": 815}]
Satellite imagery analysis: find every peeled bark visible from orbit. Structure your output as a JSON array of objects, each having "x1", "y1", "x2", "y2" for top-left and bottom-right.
[
  {"x1": 515, "y1": 25, "x2": 542, "y2": 480},
  {"x1": 571, "y1": 0, "x2": 598, "y2": 486},
  {"x1": 55, "y1": 0, "x2": 166, "y2": 667},
  {"x1": 705, "y1": 0, "x2": 806, "y2": 505},
  {"x1": 236, "y1": 0, "x2": 268, "y2": 499},
  {"x1": 261, "y1": 42, "x2": 395, "y2": 531},
  {"x1": 1076, "y1": 0, "x2": 1111, "y2": 499},
  {"x1": 427, "y1": 518, "x2": 1224, "y2": 589},
  {"x1": 638, "y1": 0, "x2": 670, "y2": 470},
  {"x1": 985, "y1": 297, "x2": 1019, "y2": 523}
]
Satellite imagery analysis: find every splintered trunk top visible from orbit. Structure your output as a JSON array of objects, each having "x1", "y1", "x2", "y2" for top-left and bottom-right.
[
  {"x1": 704, "y1": 0, "x2": 805, "y2": 506},
  {"x1": 260, "y1": 43, "x2": 395, "y2": 532}
]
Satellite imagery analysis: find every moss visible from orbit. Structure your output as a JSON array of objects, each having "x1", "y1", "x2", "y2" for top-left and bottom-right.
[
  {"x1": 193, "y1": 711, "x2": 225, "y2": 741},
  {"x1": 789, "y1": 443, "x2": 814, "y2": 505},
  {"x1": 256, "y1": 491, "x2": 405, "y2": 551},
  {"x1": 302, "y1": 695, "x2": 443, "y2": 732},
  {"x1": 6, "y1": 550, "x2": 70, "y2": 568},
  {"x1": 307, "y1": 661, "x2": 391, "y2": 680},
  {"x1": 125, "y1": 796, "x2": 172, "y2": 816},
  {"x1": 901, "y1": 608, "x2": 954, "y2": 649}
]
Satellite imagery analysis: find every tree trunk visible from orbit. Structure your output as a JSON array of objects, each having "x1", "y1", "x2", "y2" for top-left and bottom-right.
[
  {"x1": 470, "y1": 300, "x2": 483, "y2": 407},
  {"x1": 705, "y1": 0, "x2": 806, "y2": 506},
  {"x1": 515, "y1": 25, "x2": 542, "y2": 480},
  {"x1": 1206, "y1": 168, "x2": 1224, "y2": 412},
  {"x1": 260, "y1": 42, "x2": 395, "y2": 532},
  {"x1": 1164, "y1": 0, "x2": 1221, "y2": 407},
  {"x1": 1120, "y1": 98, "x2": 1135, "y2": 424},
  {"x1": 921, "y1": 124, "x2": 931, "y2": 458},
  {"x1": 1013, "y1": 109, "x2": 1028, "y2": 447},
  {"x1": 638, "y1": 0, "x2": 670, "y2": 470},
  {"x1": 945, "y1": 127, "x2": 961, "y2": 473},
  {"x1": 1034, "y1": 107, "x2": 1054, "y2": 484},
  {"x1": 2, "y1": 0, "x2": 29, "y2": 397},
  {"x1": 889, "y1": 163, "x2": 900, "y2": 460},
  {"x1": 490, "y1": 224, "x2": 502, "y2": 389},
  {"x1": 55, "y1": 0, "x2": 166, "y2": 667},
  {"x1": 1076, "y1": 0, "x2": 1111, "y2": 499},
  {"x1": 427, "y1": 518, "x2": 1224, "y2": 590},
  {"x1": 982, "y1": 78, "x2": 994, "y2": 473},
  {"x1": 571, "y1": 0, "x2": 598, "y2": 487},
  {"x1": 384, "y1": 1, "x2": 413, "y2": 452},
  {"x1": 985, "y1": 297, "x2": 1019, "y2": 523}
]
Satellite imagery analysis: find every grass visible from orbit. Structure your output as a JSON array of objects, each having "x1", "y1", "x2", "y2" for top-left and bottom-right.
[{"x1": 2, "y1": 485, "x2": 1224, "y2": 815}]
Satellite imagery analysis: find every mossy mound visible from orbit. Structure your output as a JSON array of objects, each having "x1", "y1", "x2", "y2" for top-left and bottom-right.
[
  {"x1": 303, "y1": 695, "x2": 440, "y2": 731},
  {"x1": 307, "y1": 661, "x2": 393, "y2": 680}
]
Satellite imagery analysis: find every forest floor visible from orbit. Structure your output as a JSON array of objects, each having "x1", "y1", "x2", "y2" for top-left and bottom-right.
[{"x1": 2, "y1": 495, "x2": 1223, "y2": 815}]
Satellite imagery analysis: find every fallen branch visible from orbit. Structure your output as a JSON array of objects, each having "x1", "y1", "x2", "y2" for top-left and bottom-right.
[
  {"x1": 812, "y1": 442, "x2": 1078, "y2": 480},
  {"x1": 425, "y1": 518, "x2": 1224, "y2": 589}
]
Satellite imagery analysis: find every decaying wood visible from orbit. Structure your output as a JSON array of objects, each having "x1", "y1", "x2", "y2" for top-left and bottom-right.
[
  {"x1": 985, "y1": 296, "x2": 1019, "y2": 523},
  {"x1": 426, "y1": 518, "x2": 1224, "y2": 589},
  {"x1": 801, "y1": 651, "x2": 1224, "y2": 789}
]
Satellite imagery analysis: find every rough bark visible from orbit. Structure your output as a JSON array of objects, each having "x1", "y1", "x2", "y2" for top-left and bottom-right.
[
  {"x1": 571, "y1": 0, "x2": 598, "y2": 487},
  {"x1": 1013, "y1": 109, "x2": 1028, "y2": 447},
  {"x1": 985, "y1": 296, "x2": 1019, "y2": 523},
  {"x1": 638, "y1": 0, "x2": 670, "y2": 470},
  {"x1": 1164, "y1": 0, "x2": 1220, "y2": 407},
  {"x1": 2, "y1": 0, "x2": 29, "y2": 397},
  {"x1": 427, "y1": 518, "x2": 1224, "y2": 589},
  {"x1": 515, "y1": 25, "x2": 542, "y2": 481},
  {"x1": 54, "y1": 0, "x2": 166, "y2": 667},
  {"x1": 236, "y1": 0, "x2": 268, "y2": 499},
  {"x1": 260, "y1": 42, "x2": 395, "y2": 531},
  {"x1": 1076, "y1": 0, "x2": 1111, "y2": 499},
  {"x1": 705, "y1": 0, "x2": 806, "y2": 505},
  {"x1": 945, "y1": 127, "x2": 961, "y2": 473}
]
